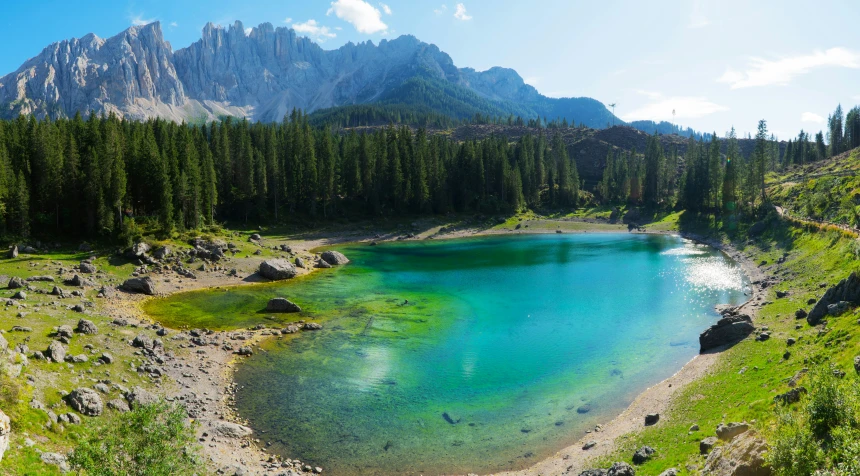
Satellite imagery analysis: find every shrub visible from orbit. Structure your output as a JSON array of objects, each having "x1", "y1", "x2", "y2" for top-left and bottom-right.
[{"x1": 68, "y1": 400, "x2": 201, "y2": 476}]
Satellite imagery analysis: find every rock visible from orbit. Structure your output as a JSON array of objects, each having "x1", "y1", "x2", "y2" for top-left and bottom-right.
[
  {"x1": 107, "y1": 398, "x2": 130, "y2": 413},
  {"x1": 632, "y1": 446, "x2": 655, "y2": 464},
  {"x1": 132, "y1": 333, "x2": 154, "y2": 350},
  {"x1": 64, "y1": 413, "x2": 81, "y2": 425},
  {"x1": 786, "y1": 337, "x2": 796, "y2": 346},
  {"x1": 45, "y1": 341, "x2": 67, "y2": 363},
  {"x1": 235, "y1": 346, "x2": 253, "y2": 356},
  {"x1": 266, "y1": 297, "x2": 301, "y2": 313},
  {"x1": 20, "y1": 246, "x2": 37, "y2": 254},
  {"x1": 755, "y1": 331, "x2": 770, "y2": 342},
  {"x1": 644, "y1": 413, "x2": 659, "y2": 426},
  {"x1": 775, "y1": 290, "x2": 789, "y2": 298},
  {"x1": 27, "y1": 275, "x2": 54, "y2": 282},
  {"x1": 716, "y1": 422, "x2": 749, "y2": 441},
  {"x1": 153, "y1": 246, "x2": 171, "y2": 260},
  {"x1": 320, "y1": 250, "x2": 349, "y2": 266},
  {"x1": 258, "y1": 259, "x2": 298, "y2": 280},
  {"x1": 66, "y1": 274, "x2": 91, "y2": 287},
  {"x1": 250, "y1": 233, "x2": 262, "y2": 241},
  {"x1": 699, "y1": 314, "x2": 755, "y2": 352},
  {"x1": 79, "y1": 262, "x2": 97, "y2": 273},
  {"x1": 209, "y1": 420, "x2": 252, "y2": 438},
  {"x1": 66, "y1": 387, "x2": 104, "y2": 416},
  {"x1": 120, "y1": 277, "x2": 157, "y2": 295},
  {"x1": 794, "y1": 309, "x2": 807, "y2": 319},
  {"x1": 125, "y1": 386, "x2": 158, "y2": 408},
  {"x1": 6, "y1": 245, "x2": 17, "y2": 259},
  {"x1": 703, "y1": 430, "x2": 771, "y2": 476},
  {"x1": 582, "y1": 440, "x2": 597, "y2": 450},
  {"x1": 0, "y1": 333, "x2": 6, "y2": 352},
  {"x1": 99, "y1": 353, "x2": 114, "y2": 364},
  {"x1": 855, "y1": 355, "x2": 860, "y2": 374},
  {"x1": 303, "y1": 322, "x2": 322, "y2": 330},
  {"x1": 576, "y1": 403, "x2": 592, "y2": 414},
  {"x1": 0, "y1": 409, "x2": 9, "y2": 463},
  {"x1": 295, "y1": 257, "x2": 305, "y2": 268},
  {"x1": 40, "y1": 452, "x2": 69, "y2": 473},
  {"x1": 827, "y1": 301, "x2": 849, "y2": 316},
  {"x1": 50, "y1": 286, "x2": 65, "y2": 297},
  {"x1": 808, "y1": 272, "x2": 860, "y2": 325},
  {"x1": 579, "y1": 470, "x2": 607, "y2": 476},
  {"x1": 315, "y1": 259, "x2": 332, "y2": 269},
  {"x1": 607, "y1": 462, "x2": 636, "y2": 476},
  {"x1": 11, "y1": 290, "x2": 26, "y2": 300},
  {"x1": 65, "y1": 354, "x2": 89, "y2": 363},
  {"x1": 690, "y1": 424, "x2": 700, "y2": 432},
  {"x1": 658, "y1": 470, "x2": 679, "y2": 476},
  {"x1": 126, "y1": 242, "x2": 151, "y2": 259},
  {"x1": 700, "y1": 436, "x2": 719, "y2": 454},
  {"x1": 76, "y1": 319, "x2": 98, "y2": 335},
  {"x1": 7, "y1": 276, "x2": 24, "y2": 289}
]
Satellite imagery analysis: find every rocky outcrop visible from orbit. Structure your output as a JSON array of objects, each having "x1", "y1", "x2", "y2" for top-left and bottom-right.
[
  {"x1": 259, "y1": 259, "x2": 297, "y2": 280},
  {"x1": 320, "y1": 250, "x2": 349, "y2": 266},
  {"x1": 266, "y1": 298, "x2": 301, "y2": 313},
  {"x1": 703, "y1": 430, "x2": 770, "y2": 476},
  {"x1": 120, "y1": 277, "x2": 156, "y2": 295},
  {"x1": 0, "y1": 409, "x2": 9, "y2": 463},
  {"x1": 716, "y1": 422, "x2": 749, "y2": 441},
  {"x1": 700, "y1": 314, "x2": 755, "y2": 352},
  {"x1": 808, "y1": 272, "x2": 860, "y2": 325}
]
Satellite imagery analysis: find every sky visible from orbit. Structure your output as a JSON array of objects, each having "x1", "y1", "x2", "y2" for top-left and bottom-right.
[{"x1": 1, "y1": 0, "x2": 860, "y2": 138}]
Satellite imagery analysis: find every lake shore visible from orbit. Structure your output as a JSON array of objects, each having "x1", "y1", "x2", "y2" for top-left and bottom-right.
[{"x1": 126, "y1": 217, "x2": 765, "y2": 476}]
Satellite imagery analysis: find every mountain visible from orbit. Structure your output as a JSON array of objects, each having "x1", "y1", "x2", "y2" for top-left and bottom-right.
[{"x1": 0, "y1": 21, "x2": 619, "y2": 127}]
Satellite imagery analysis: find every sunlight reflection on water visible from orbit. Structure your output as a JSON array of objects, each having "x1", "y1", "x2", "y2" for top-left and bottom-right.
[{"x1": 683, "y1": 256, "x2": 746, "y2": 291}]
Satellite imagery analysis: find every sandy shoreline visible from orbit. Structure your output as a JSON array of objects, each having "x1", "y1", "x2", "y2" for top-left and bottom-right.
[{"x1": 119, "y1": 219, "x2": 765, "y2": 476}]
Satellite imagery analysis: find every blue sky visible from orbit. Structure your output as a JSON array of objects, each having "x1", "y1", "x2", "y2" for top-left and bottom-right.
[{"x1": 1, "y1": 0, "x2": 860, "y2": 138}]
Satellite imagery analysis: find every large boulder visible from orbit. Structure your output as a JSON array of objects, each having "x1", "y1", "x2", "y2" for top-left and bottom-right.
[
  {"x1": 266, "y1": 298, "x2": 301, "y2": 313},
  {"x1": 632, "y1": 446, "x2": 655, "y2": 464},
  {"x1": 0, "y1": 409, "x2": 9, "y2": 463},
  {"x1": 66, "y1": 388, "x2": 104, "y2": 416},
  {"x1": 716, "y1": 422, "x2": 749, "y2": 441},
  {"x1": 6, "y1": 245, "x2": 17, "y2": 259},
  {"x1": 45, "y1": 341, "x2": 67, "y2": 363},
  {"x1": 120, "y1": 277, "x2": 157, "y2": 295},
  {"x1": 7, "y1": 276, "x2": 24, "y2": 289},
  {"x1": 126, "y1": 242, "x2": 151, "y2": 259},
  {"x1": 76, "y1": 319, "x2": 98, "y2": 335},
  {"x1": 808, "y1": 272, "x2": 860, "y2": 325},
  {"x1": 607, "y1": 462, "x2": 636, "y2": 476},
  {"x1": 79, "y1": 262, "x2": 97, "y2": 274},
  {"x1": 700, "y1": 315, "x2": 755, "y2": 352},
  {"x1": 703, "y1": 430, "x2": 771, "y2": 476},
  {"x1": 320, "y1": 250, "x2": 350, "y2": 266},
  {"x1": 125, "y1": 386, "x2": 158, "y2": 408},
  {"x1": 259, "y1": 259, "x2": 298, "y2": 280}
]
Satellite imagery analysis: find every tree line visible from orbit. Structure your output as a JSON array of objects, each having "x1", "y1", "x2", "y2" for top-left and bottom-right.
[{"x1": 0, "y1": 110, "x2": 582, "y2": 240}]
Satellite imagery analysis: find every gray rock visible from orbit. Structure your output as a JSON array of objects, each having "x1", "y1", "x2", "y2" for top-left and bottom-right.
[
  {"x1": 27, "y1": 275, "x2": 55, "y2": 282},
  {"x1": 315, "y1": 259, "x2": 332, "y2": 269},
  {"x1": 0, "y1": 409, "x2": 9, "y2": 463},
  {"x1": 40, "y1": 452, "x2": 69, "y2": 472},
  {"x1": 632, "y1": 446, "x2": 655, "y2": 464},
  {"x1": 6, "y1": 245, "x2": 17, "y2": 259},
  {"x1": 125, "y1": 386, "x2": 158, "y2": 408},
  {"x1": 249, "y1": 233, "x2": 262, "y2": 241},
  {"x1": 579, "y1": 470, "x2": 607, "y2": 476},
  {"x1": 266, "y1": 298, "x2": 301, "y2": 313},
  {"x1": 794, "y1": 308, "x2": 807, "y2": 319},
  {"x1": 153, "y1": 246, "x2": 171, "y2": 259},
  {"x1": 56, "y1": 325, "x2": 74, "y2": 339},
  {"x1": 79, "y1": 262, "x2": 97, "y2": 274},
  {"x1": 774, "y1": 386, "x2": 808, "y2": 405},
  {"x1": 855, "y1": 355, "x2": 860, "y2": 375},
  {"x1": 0, "y1": 333, "x2": 6, "y2": 352},
  {"x1": 46, "y1": 341, "x2": 67, "y2": 363},
  {"x1": 658, "y1": 469, "x2": 679, "y2": 476},
  {"x1": 11, "y1": 291, "x2": 26, "y2": 300},
  {"x1": 607, "y1": 462, "x2": 636, "y2": 476},
  {"x1": 827, "y1": 301, "x2": 850, "y2": 316},
  {"x1": 99, "y1": 353, "x2": 114, "y2": 364},
  {"x1": 295, "y1": 257, "x2": 305, "y2": 268},
  {"x1": 644, "y1": 413, "x2": 659, "y2": 426},
  {"x1": 582, "y1": 440, "x2": 597, "y2": 450},
  {"x1": 7, "y1": 276, "x2": 24, "y2": 289},
  {"x1": 699, "y1": 314, "x2": 755, "y2": 352},
  {"x1": 107, "y1": 398, "x2": 130, "y2": 413},
  {"x1": 76, "y1": 319, "x2": 98, "y2": 335},
  {"x1": 303, "y1": 322, "x2": 322, "y2": 330},
  {"x1": 66, "y1": 388, "x2": 104, "y2": 416},
  {"x1": 126, "y1": 242, "x2": 151, "y2": 259},
  {"x1": 808, "y1": 272, "x2": 860, "y2": 325},
  {"x1": 120, "y1": 277, "x2": 157, "y2": 295},
  {"x1": 703, "y1": 430, "x2": 769, "y2": 476},
  {"x1": 320, "y1": 250, "x2": 349, "y2": 266},
  {"x1": 50, "y1": 286, "x2": 65, "y2": 296},
  {"x1": 132, "y1": 333, "x2": 154, "y2": 350},
  {"x1": 66, "y1": 274, "x2": 91, "y2": 287},
  {"x1": 65, "y1": 354, "x2": 89, "y2": 363},
  {"x1": 700, "y1": 436, "x2": 719, "y2": 454},
  {"x1": 259, "y1": 259, "x2": 298, "y2": 280},
  {"x1": 716, "y1": 422, "x2": 749, "y2": 441},
  {"x1": 208, "y1": 420, "x2": 253, "y2": 438}
]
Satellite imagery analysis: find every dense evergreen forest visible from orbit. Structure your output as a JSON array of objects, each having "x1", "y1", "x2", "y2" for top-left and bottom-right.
[{"x1": 0, "y1": 102, "x2": 857, "y2": 242}]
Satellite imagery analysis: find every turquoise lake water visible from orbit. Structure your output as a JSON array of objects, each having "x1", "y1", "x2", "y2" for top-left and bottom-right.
[{"x1": 148, "y1": 233, "x2": 749, "y2": 475}]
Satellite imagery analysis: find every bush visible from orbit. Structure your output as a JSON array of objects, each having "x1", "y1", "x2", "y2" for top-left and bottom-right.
[
  {"x1": 768, "y1": 366, "x2": 860, "y2": 476},
  {"x1": 68, "y1": 401, "x2": 201, "y2": 476}
]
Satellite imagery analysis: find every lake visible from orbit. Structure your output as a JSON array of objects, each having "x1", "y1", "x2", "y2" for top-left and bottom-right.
[{"x1": 144, "y1": 233, "x2": 748, "y2": 475}]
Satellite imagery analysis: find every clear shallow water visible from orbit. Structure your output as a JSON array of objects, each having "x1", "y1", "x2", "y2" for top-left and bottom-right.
[{"x1": 145, "y1": 233, "x2": 748, "y2": 475}]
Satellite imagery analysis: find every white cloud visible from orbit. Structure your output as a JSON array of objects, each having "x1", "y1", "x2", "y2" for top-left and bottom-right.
[
  {"x1": 327, "y1": 0, "x2": 388, "y2": 34},
  {"x1": 634, "y1": 89, "x2": 662, "y2": 100},
  {"x1": 244, "y1": 27, "x2": 253, "y2": 36},
  {"x1": 688, "y1": 0, "x2": 709, "y2": 28},
  {"x1": 622, "y1": 92, "x2": 728, "y2": 122},
  {"x1": 291, "y1": 19, "x2": 337, "y2": 41},
  {"x1": 169, "y1": 21, "x2": 178, "y2": 28},
  {"x1": 379, "y1": 2, "x2": 392, "y2": 15},
  {"x1": 284, "y1": 17, "x2": 293, "y2": 24},
  {"x1": 801, "y1": 112, "x2": 825, "y2": 124},
  {"x1": 718, "y1": 47, "x2": 860, "y2": 89},
  {"x1": 434, "y1": 4, "x2": 448, "y2": 15},
  {"x1": 454, "y1": 3, "x2": 472, "y2": 20},
  {"x1": 130, "y1": 15, "x2": 156, "y2": 26}
]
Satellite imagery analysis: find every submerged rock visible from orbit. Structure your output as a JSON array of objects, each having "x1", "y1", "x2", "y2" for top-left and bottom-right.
[
  {"x1": 699, "y1": 315, "x2": 755, "y2": 352},
  {"x1": 266, "y1": 298, "x2": 301, "y2": 313}
]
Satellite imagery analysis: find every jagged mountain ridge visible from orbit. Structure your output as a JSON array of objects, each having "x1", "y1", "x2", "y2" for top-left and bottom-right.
[{"x1": 0, "y1": 20, "x2": 619, "y2": 126}]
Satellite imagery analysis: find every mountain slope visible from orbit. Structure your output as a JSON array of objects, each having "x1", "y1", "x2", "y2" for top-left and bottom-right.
[{"x1": 0, "y1": 21, "x2": 620, "y2": 127}]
